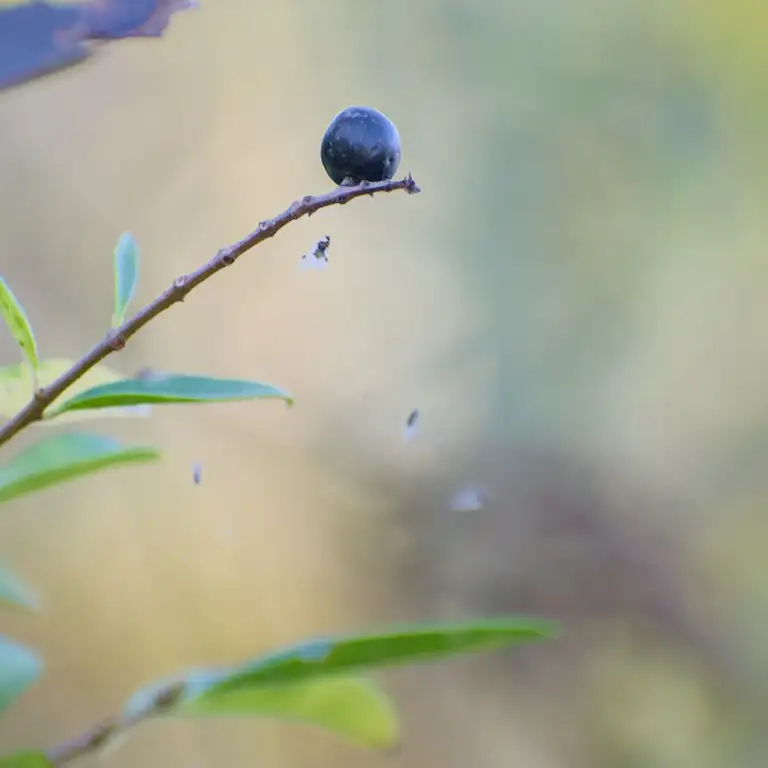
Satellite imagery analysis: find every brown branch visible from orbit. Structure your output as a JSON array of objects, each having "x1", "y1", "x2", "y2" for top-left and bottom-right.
[
  {"x1": 0, "y1": 174, "x2": 420, "y2": 450},
  {"x1": 45, "y1": 680, "x2": 186, "y2": 766}
]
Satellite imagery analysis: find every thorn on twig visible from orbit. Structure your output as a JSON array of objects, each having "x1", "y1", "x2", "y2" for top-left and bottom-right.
[{"x1": 356, "y1": 179, "x2": 376, "y2": 198}]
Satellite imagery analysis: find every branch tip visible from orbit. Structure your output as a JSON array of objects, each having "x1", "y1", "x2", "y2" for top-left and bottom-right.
[
  {"x1": 0, "y1": 172, "x2": 420, "y2": 449},
  {"x1": 404, "y1": 172, "x2": 421, "y2": 194}
]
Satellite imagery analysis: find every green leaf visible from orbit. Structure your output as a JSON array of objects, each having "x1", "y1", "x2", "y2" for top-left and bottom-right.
[
  {"x1": 119, "y1": 619, "x2": 555, "y2": 750},
  {"x1": 0, "y1": 752, "x2": 51, "y2": 768},
  {"x1": 199, "y1": 617, "x2": 557, "y2": 694},
  {"x1": 0, "y1": 636, "x2": 42, "y2": 716},
  {"x1": 185, "y1": 677, "x2": 397, "y2": 748},
  {"x1": 0, "y1": 432, "x2": 161, "y2": 504},
  {"x1": 48, "y1": 374, "x2": 293, "y2": 416},
  {"x1": 0, "y1": 276, "x2": 38, "y2": 381},
  {"x1": 0, "y1": 564, "x2": 38, "y2": 613},
  {"x1": 127, "y1": 674, "x2": 399, "y2": 750},
  {"x1": 0, "y1": 359, "x2": 151, "y2": 424},
  {"x1": 112, "y1": 232, "x2": 139, "y2": 328}
]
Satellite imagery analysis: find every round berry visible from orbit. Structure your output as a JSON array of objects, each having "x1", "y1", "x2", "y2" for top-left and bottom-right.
[{"x1": 320, "y1": 106, "x2": 402, "y2": 186}]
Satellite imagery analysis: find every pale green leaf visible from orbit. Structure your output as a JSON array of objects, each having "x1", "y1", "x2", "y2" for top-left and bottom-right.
[
  {"x1": 112, "y1": 232, "x2": 139, "y2": 328},
  {"x1": 0, "y1": 359, "x2": 151, "y2": 424},
  {"x1": 210, "y1": 617, "x2": 559, "y2": 692},
  {"x1": 0, "y1": 432, "x2": 160, "y2": 504},
  {"x1": 122, "y1": 618, "x2": 556, "y2": 750},
  {"x1": 48, "y1": 374, "x2": 293, "y2": 416},
  {"x1": 0, "y1": 564, "x2": 37, "y2": 613},
  {"x1": 0, "y1": 636, "x2": 42, "y2": 716},
  {"x1": 0, "y1": 276, "x2": 38, "y2": 381},
  {"x1": 127, "y1": 674, "x2": 399, "y2": 750}
]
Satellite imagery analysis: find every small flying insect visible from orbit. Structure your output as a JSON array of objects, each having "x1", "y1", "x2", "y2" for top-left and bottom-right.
[
  {"x1": 192, "y1": 462, "x2": 202, "y2": 485},
  {"x1": 404, "y1": 408, "x2": 420, "y2": 441},
  {"x1": 300, "y1": 235, "x2": 331, "y2": 271}
]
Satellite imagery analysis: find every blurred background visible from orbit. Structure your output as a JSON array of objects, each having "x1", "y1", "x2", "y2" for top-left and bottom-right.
[{"x1": 1, "y1": 0, "x2": 768, "y2": 765}]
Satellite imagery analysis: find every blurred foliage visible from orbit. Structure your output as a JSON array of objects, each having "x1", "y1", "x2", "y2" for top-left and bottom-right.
[
  {"x1": 0, "y1": 0, "x2": 767, "y2": 766},
  {"x1": 0, "y1": 0, "x2": 196, "y2": 92},
  {"x1": 0, "y1": 120, "x2": 557, "y2": 765}
]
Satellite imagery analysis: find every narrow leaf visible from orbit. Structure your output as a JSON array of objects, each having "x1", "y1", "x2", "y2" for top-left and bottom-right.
[
  {"x1": 0, "y1": 276, "x2": 38, "y2": 380},
  {"x1": 0, "y1": 359, "x2": 151, "y2": 423},
  {"x1": 112, "y1": 232, "x2": 139, "y2": 328},
  {"x1": 49, "y1": 374, "x2": 293, "y2": 416},
  {"x1": 0, "y1": 432, "x2": 160, "y2": 504},
  {"x1": 0, "y1": 751, "x2": 52, "y2": 768},
  {"x1": 201, "y1": 617, "x2": 557, "y2": 695},
  {"x1": 0, "y1": 636, "x2": 42, "y2": 716},
  {"x1": 0, "y1": 563, "x2": 38, "y2": 613},
  {"x1": 127, "y1": 674, "x2": 399, "y2": 750}
]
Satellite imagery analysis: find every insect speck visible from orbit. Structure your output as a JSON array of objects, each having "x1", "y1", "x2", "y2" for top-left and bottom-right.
[
  {"x1": 192, "y1": 462, "x2": 202, "y2": 485},
  {"x1": 301, "y1": 235, "x2": 331, "y2": 270},
  {"x1": 404, "y1": 408, "x2": 420, "y2": 441},
  {"x1": 449, "y1": 486, "x2": 488, "y2": 513}
]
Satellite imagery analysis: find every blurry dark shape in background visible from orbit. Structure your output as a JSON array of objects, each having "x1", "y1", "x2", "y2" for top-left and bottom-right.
[
  {"x1": 0, "y1": 0, "x2": 196, "y2": 93},
  {"x1": 0, "y1": 2, "x2": 88, "y2": 92},
  {"x1": 80, "y1": 0, "x2": 197, "y2": 40}
]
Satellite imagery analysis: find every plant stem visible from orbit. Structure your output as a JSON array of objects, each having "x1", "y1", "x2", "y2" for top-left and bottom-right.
[
  {"x1": 0, "y1": 174, "x2": 420, "y2": 449},
  {"x1": 45, "y1": 680, "x2": 186, "y2": 766}
]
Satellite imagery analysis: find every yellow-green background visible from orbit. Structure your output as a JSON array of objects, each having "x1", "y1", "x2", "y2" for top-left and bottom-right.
[{"x1": 1, "y1": 1, "x2": 767, "y2": 765}]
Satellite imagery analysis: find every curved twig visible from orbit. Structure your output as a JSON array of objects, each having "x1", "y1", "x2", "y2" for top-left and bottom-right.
[{"x1": 0, "y1": 174, "x2": 421, "y2": 448}]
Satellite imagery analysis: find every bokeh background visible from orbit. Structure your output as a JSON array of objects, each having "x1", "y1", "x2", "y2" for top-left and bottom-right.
[{"x1": 1, "y1": 0, "x2": 768, "y2": 765}]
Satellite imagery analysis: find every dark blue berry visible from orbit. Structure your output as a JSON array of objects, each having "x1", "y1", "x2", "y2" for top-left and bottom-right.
[{"x1": 320, "y1": 106, "x2": 402, "y2": 186}]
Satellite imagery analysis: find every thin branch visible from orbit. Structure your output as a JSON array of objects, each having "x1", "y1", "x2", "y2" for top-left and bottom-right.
[
  {"x1": 0, "y1": 173, "x2": 420, "y2": 449},
  {"x1": 45, "y1": 680, "x2": 186, "y2": 766}
]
